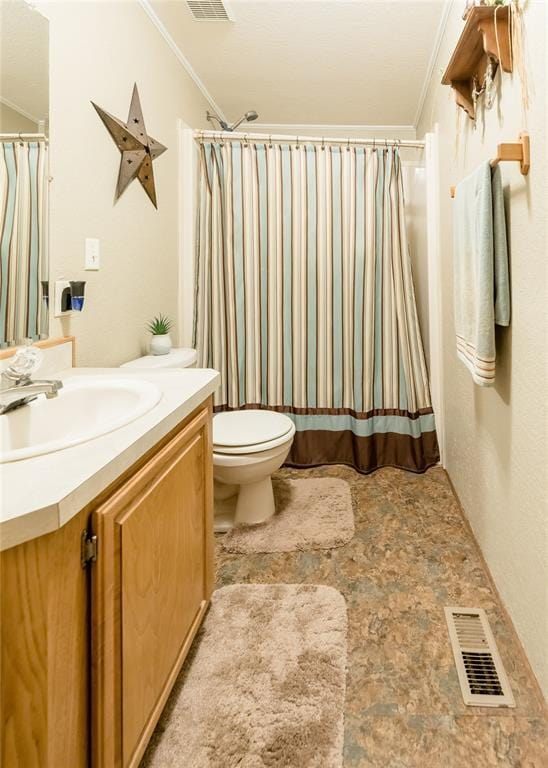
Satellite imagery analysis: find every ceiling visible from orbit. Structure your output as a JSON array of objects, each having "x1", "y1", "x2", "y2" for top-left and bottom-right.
[
  {"x1": 0, "y1": 0, "x2": 49, "y2": 123},
  {"x1": 148, "y1": 0, "x2": 447, "y2": 127}
]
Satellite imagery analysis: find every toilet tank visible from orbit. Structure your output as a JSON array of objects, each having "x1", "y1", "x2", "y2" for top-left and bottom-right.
[{"x1": 120, "y1": 348, "x2": 197, "y2": 370}]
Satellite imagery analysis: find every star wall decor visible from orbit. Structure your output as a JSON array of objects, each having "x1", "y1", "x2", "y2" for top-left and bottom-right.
[{"x1": 91, "y1": 83, "x2": 167, "y2": 208}]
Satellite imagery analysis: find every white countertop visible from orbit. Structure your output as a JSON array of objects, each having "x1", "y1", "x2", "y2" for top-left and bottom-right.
[{"x1": 0, "y1": 367, "x2": 220, "y2": 551}]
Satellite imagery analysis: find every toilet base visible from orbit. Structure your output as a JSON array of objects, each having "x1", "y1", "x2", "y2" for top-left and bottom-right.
[
  {"x1": 234, "y1": 477, "x2": 275, "y2": 526},
  {"x1": 213, "y1": 476, "x2": 276, "y2": 531}
]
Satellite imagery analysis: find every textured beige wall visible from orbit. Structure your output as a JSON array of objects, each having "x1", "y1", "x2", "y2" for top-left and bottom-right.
[
  {"x1": 38, "y1": 0, "x2": 209, "y2": 366},
  {"x1": 418, "y1": 2, "x2": 547, "y2": 698}
]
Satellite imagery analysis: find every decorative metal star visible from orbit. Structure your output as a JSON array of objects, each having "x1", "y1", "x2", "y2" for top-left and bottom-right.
[{"x1": 91, "y1": 84, "x2": 167, "y2": 208}]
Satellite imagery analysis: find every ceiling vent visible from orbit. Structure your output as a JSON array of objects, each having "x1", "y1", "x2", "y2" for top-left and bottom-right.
[
  {"x1": 445, "y1": 607, "x2": 515, "y2": 708},
  {"x1": 186, "y1": 1, "x2": 234, "y2": 21}
]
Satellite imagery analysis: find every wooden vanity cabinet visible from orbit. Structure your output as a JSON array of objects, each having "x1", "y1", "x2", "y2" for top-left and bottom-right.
[
  {"x1": 92, "y1": 403, "x2": 214, "y2": 768},
  {"x1": 0, "y1": 399, "x2": 214, "y2": 768}
]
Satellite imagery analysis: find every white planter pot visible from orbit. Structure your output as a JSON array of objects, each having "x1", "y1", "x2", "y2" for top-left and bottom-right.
[{"x1": 150, "y1": 333, "x2": 172, "y2": 356}]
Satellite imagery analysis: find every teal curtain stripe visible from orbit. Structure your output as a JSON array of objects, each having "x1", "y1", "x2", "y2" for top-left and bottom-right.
[
  {"x1": 353, "y1": 148, "x2": 365, "y2": 412},
  {"x1": 288, "y1": 412, "x2": 436, "y2": 438},
  {"x1": 0, "y1": 144, "x2": 17, "y2": 342},
  {"x1": 230, "y1": 142, "x2": 246, "y2": 404},
  {"x1": 373, "y1": 149, "x2": 384, "y2": 409},
  {"x1": 331, "y1": 147, "x2": 343, "y2": 407},
  {"x1": 256, "y1": 145, "x2": 269, "y2": 403},
  {"x1": 27, "y1": 143, "x2": 40, "y2": 338},
  {"x1": 306, "y1": 146, "x2": 317, "y2": 406}
]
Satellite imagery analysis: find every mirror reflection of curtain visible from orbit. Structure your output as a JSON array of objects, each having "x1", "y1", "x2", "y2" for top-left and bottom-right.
[
  {"x1": 0, "y1": 140, "x2": 49, "y2": 347},
  {"x1": 194, "y1": 140, "x2": 439, "y2": 474}
]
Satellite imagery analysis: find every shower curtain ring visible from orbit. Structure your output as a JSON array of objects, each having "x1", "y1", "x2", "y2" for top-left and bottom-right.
[
  {"x1": 269, "y1": 135, "x2": 272, "y2": 148},
  {"x1": 347, "y1": 138, "x2": 350, "y2": 152},
  {"x1": 321, "y1": 137, "x2": 325, "y2": 151}
]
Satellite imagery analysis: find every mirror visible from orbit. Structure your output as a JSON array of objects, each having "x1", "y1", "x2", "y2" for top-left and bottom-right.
[{"x1": 0, "y1": 0, "x2": 49, "y2": 348}]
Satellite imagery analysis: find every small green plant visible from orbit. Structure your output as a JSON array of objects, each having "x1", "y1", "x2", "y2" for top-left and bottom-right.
[{"x1": 146, "y1": 313, "x2": 173, "y2": 336}]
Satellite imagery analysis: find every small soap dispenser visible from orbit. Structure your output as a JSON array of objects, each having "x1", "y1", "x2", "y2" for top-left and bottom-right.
[{"x1": 54, "y1": 279, "x2": 87, "y2": 316}]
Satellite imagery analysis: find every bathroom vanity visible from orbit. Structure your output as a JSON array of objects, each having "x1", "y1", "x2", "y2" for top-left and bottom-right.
[{"x1": 0, "y1": 348, "x2": 220, "y2": 768}]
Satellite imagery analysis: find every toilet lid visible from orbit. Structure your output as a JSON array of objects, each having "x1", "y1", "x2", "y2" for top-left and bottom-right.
[
  {"x1": 120, "y1": 348, "x2": 197, "y2": 369},
  {"x1": 213, "y1": 410, "x2": 294, "y2": 448}
]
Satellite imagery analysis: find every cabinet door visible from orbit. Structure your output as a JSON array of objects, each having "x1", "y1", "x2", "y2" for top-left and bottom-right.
[{"x1": 91, "y1": 404, "x2": 213, "y2": 768}]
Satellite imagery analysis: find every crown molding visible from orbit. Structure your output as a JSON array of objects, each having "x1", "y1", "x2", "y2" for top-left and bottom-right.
[
  {"x1": 413, "y1": 0, "x2": 453, "y2": 130},
  {"x1": 0, "y1": 96, "x2": 40, "y2": 125},
  {"x1": 137, "y1": 0, "x2": 226, "y2": 121}
]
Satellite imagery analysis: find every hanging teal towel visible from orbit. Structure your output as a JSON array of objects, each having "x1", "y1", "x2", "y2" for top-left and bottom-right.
[{"x1": 453, "y1": 162, "x2": 510, "y2": 386}]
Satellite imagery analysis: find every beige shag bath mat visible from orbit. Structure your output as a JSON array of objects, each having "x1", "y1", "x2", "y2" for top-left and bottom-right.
[
  {"x1": 142, "y1": 584, "x2": 347, "y2": 768},
  {"x1": 222, "y1": 477, "x2": 354, "y2": 554}
]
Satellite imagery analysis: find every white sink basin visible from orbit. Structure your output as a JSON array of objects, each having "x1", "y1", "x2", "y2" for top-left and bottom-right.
[{"x1": 0, "y1": 376, "x2": 162, "y2": 463}]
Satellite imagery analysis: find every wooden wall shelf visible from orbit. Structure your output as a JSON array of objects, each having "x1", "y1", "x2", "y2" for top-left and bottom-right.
[{"x1": 442, "y1": 5, "x2": 513, "y2": 119}]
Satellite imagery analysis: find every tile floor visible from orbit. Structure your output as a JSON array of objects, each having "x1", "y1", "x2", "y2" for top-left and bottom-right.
[{"x1": 216, "y1": 465, "x2": 548, "y2": 767}]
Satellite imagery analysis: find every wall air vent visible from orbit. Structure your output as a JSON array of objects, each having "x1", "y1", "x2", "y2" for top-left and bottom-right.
[
  {"x1": 187, "y1": 1, "x2": 234, "y2": 21},
  {"x1": 445, "y1": 607, "x2": 515, "y2": 708}
]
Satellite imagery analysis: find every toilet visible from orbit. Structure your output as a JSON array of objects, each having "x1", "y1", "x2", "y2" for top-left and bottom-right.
[
  {"x1": 120, "y1": 349, "x2": 294, "y2": 532},
  {"x1": 212, "y1": 410, "x2": 295, "y2": 532},
  {"x1": 120, "y1": 347, "x2": 198, "y2": 371}
]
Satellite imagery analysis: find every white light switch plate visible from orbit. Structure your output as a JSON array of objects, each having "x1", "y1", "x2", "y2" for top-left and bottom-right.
[{"x1": 85, "y1": 238, "x2": 100, "y2": 270}]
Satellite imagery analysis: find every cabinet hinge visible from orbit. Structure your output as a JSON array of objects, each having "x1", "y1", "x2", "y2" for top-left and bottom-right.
[{"x1": 81, "y1": 530, "x2": 98, "y2": 568}]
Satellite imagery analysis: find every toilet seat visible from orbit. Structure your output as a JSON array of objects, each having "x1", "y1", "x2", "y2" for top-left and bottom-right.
[{"x1": 213, "y1": 410, "x2": 295, "y2": 455}]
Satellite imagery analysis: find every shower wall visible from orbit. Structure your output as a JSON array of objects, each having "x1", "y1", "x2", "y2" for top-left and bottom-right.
[{"x1": 402, "y1": 162, "x2": 429, "y2": 366}]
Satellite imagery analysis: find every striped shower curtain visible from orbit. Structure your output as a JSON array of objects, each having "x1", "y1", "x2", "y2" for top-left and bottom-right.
[
  {"x1": 194, "y1": 139, "x2": 439, "y2": 473},
  {"x1": 0, "y1": 140, "x2": 49, "y2": 347}
]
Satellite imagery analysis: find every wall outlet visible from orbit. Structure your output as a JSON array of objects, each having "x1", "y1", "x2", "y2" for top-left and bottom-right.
[{"x1": 85, "y1": 238, "x2": 100, "y2": 270}]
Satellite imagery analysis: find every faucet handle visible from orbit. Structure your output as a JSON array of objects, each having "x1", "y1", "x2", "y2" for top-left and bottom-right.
[{"x1": 5, "y1": 345, "x2": 44, "y2": 379}]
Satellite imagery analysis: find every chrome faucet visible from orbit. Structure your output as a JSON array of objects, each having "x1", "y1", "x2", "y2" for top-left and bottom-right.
[{"x1": 0, "y1": 346, "x2": 63, "y2": 415}]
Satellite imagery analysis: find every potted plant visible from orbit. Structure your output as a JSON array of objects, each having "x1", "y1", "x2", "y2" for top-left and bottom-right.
[{"x1": 146, "y1": 313, "x2": 173, "y2": 355}]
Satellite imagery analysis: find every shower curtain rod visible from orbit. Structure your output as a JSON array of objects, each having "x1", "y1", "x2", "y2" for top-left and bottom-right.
[
  {"x1": 194, "y1": 130, "x2": 425, "y2": 149},
  {"x1": 0, "y1": 133, "x2": 48, "y2": 142}
]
